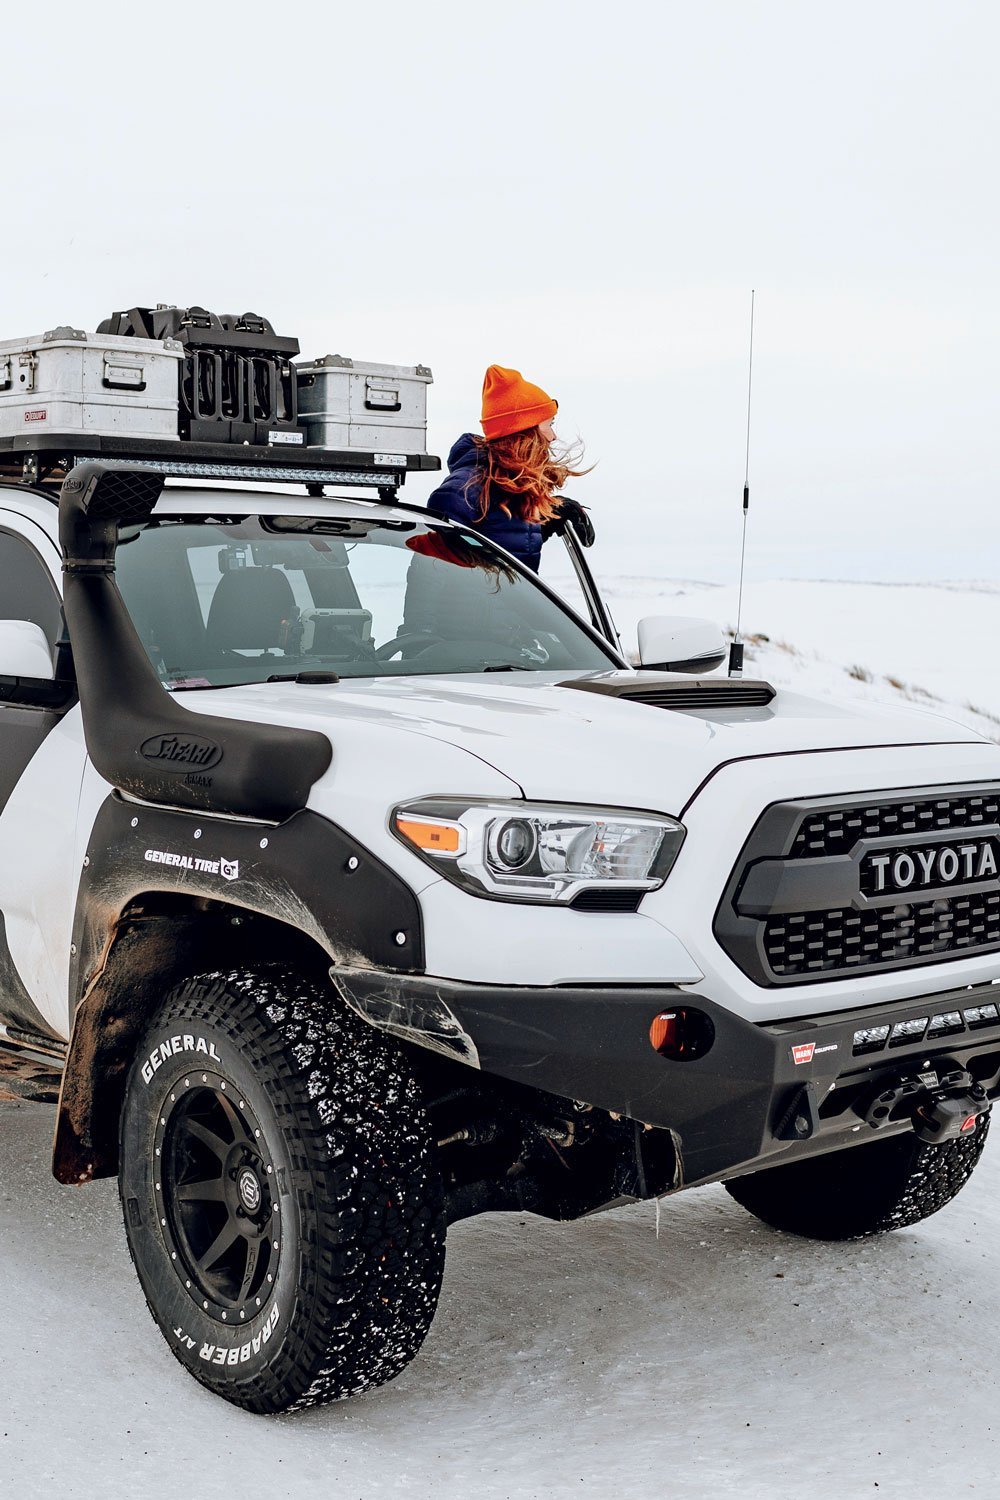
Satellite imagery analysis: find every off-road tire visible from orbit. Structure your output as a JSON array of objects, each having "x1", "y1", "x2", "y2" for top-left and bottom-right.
[
  {"x1": 724, "y1": 1118, "x2": 990, "y2": 1240},
  {"x1": 118, "y1": 967, "x2": 445, "y2": 1413}
]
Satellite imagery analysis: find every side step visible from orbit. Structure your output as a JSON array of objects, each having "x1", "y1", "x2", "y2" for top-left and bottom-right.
[{"x1": 0, "y1": 1029, "x2": 65, "y2": 1103}]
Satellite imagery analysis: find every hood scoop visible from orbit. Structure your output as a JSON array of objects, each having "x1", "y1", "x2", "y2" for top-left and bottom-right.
[{"x1": 560, "y1": 673, "x2": 776, "y2": 712}]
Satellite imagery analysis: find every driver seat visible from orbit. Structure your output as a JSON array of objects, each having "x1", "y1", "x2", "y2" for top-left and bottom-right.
[{"x1": 206, "y1": 568, "x2": 297, "y2": 652}]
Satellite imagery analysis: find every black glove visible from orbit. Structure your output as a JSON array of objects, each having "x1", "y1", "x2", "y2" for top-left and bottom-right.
[{"x1": 541, "y1": 497, "x2": 596, "y2": 547}]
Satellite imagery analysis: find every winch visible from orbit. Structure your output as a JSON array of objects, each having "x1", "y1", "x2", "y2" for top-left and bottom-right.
[{"x1": 863, "y1": 1065, "x2": 991, "y2": 1143}]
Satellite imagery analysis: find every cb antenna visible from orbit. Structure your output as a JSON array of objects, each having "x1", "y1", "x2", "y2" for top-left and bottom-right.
[{"x1": 728, "y1": 289, "x2": 755, "y2": 679}]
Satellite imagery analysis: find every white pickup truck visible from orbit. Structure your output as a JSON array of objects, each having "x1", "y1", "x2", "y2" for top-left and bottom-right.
[{"x1": 0, "y1": 320, "x2": 997, "y2": 1414}]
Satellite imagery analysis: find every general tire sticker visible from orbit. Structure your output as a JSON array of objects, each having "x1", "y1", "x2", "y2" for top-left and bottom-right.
[{"x1": 144, "y1": 848, "x2": 239, "y2": 880}]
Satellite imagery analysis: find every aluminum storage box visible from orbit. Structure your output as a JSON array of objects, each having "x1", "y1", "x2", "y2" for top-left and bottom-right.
[
  {"x1": 295, "y1": 355, "x2": 431, "y2": 454},
  {"x1": 0, "y1": 327, "x2": 183, "y2": 441}
]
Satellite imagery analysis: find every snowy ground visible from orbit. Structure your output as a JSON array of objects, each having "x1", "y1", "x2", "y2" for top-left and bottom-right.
[
  {"x1": 589, "y1": 576, "x2": 1000, "y2": 742},
  {"x1": 3, "y1": 1097, "x2": 999, "y2": 1498}
]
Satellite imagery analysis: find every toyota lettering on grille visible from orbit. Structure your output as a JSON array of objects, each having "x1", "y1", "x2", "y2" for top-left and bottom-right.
[
  {"x1": 864, "y1": 838, "x2": 999, "y2": 896},
  {"x1": 719, "y1": 788, "x2": 1000, "y2": 986}
]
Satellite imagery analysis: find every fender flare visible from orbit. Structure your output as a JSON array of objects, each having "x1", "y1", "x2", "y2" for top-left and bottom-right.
[{"x1": 53, "y1": 794, "x2": 423, "y2": 1183}]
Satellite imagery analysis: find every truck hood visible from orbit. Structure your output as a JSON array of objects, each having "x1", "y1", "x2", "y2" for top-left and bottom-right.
[{"x1": 181, "y1": 670, "x2": 986, "y2": 816}]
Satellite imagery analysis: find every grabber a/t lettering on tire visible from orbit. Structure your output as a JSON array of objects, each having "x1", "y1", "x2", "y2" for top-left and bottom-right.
[
  {"x1": 118, "y1": 968, "x2": 445, "y2": 1413},
  {"x1": 724, "y1": 1118, "x2": 991, "y2": 1242}
]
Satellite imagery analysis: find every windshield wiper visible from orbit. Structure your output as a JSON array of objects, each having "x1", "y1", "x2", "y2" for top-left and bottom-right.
[
  {"x1": 167, "y1": 670, "x2": 341, "y2": 690},
  {"x1": 166, "y1": 679, "x2": 261, "y2": 692},
  {"x1": 482, "y1": 662, "x2": 533, "y2": 672}
]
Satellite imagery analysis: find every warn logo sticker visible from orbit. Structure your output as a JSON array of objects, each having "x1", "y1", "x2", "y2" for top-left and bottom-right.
[{"x1": 790, "y1": 1041, "x2": 840, "y2": 1065}]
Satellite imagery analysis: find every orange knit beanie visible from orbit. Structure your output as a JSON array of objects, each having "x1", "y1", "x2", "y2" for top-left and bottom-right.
[{"x1": 481, "y1": 365, "x2": 558, "y2": 441}]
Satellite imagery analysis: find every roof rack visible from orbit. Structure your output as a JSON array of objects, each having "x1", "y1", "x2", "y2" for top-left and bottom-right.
[{"x1": 0, "y1": 433, "x2": 440, "y2": 500}]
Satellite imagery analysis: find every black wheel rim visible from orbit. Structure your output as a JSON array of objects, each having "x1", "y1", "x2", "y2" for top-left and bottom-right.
[{"x1": 156, "y1": 1073, "x2": 282, "y2": 1325}]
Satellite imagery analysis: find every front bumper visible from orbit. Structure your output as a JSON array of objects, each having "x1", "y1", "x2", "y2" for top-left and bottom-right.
[{"x1": 335, "y1": 968, "x2": 1000, "y2": 1187}]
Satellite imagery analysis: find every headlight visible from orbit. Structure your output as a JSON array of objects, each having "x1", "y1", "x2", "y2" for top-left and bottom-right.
[{"x1": 392, "y1": 798, "x2": 685, "y2": 904}]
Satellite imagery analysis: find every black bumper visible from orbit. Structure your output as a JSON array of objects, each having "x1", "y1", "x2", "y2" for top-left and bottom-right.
[{"x1": 335, "y1": 969, "x2": 1000, "y2": 1188}]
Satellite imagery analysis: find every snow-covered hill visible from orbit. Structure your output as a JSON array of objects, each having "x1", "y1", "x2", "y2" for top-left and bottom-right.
[{"x1": 579, "y1": 577, "x2": 1000, "y2": 742}]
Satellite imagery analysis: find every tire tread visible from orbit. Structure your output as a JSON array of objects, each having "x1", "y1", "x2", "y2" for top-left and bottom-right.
[
  {"x1": 120, "y1": 966, "x2": 444, "y2": 1413},
  {"x1": 724, "y1": 1120, "x2": 990, "y2": 1241}
]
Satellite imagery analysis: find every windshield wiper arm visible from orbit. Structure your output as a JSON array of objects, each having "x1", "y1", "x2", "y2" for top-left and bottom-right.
[
  {"x1": 167, "y1": 669, "x2": 341, "y2": 691},
  {"x1": 166, "y1": 679, "x2": 261, "y2": 692},
  {"x1": 482, "y1": 662, "x2": 533, "y2": 672}
]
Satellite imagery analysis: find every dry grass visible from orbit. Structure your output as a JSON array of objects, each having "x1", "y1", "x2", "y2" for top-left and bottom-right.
[{"x1": 967, "y1": 701, "x2": 1000, "y2": 726}]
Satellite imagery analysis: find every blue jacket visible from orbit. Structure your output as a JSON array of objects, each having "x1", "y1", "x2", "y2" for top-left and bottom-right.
[{"x1": 426, "y1": 433, "x2": 543, "y2": 572}]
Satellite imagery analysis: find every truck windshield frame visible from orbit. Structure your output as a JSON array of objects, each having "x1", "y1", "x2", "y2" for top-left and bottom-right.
[{"x1": 113, "y1": 512, "x2": 620, "y2": 689}]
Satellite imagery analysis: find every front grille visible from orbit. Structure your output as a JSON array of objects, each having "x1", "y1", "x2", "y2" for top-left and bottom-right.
[
  {"x1": 715, "y1": 783, "x2": 1000, "y2": 986},
  {"x1": 766, "y1": 890, "x2": 1000, "y2": 978},
  {"x1": 792, "y1": 791, "x2": 1000, "y2": 858}
]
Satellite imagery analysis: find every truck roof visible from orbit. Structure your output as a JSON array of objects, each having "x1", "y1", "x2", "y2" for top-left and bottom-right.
[{"x1": 0, "y1": 477, "x2": 443, "y2": 549}]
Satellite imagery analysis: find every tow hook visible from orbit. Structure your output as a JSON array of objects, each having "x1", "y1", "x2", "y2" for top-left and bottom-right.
[{"x1": 863, "y1": 1067, "x2": 991, "y2": 1144}]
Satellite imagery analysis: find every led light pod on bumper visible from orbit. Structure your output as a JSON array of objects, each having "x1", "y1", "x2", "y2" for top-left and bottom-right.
[{"x1": 392, "y1": 798, "x2": 685, "y2": 903}]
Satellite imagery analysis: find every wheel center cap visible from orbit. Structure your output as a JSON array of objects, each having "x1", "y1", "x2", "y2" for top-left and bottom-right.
[{"x1": 237, "y1": 1166, "x2": 262, "y2": 1214}]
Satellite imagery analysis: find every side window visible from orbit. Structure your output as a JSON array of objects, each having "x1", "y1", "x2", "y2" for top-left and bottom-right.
[{"x1": 0, "y1": 530, "x2": 62, "y2": 650}]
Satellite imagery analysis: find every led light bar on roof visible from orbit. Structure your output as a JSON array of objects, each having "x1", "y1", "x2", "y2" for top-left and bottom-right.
[{"x1": 82, "y1": 457, "x2": 403, "y2": 488}]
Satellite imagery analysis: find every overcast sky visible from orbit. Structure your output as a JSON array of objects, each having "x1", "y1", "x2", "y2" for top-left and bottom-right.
[{"x1": 5, "y1": 0, "x2": 997, "y2": 586}]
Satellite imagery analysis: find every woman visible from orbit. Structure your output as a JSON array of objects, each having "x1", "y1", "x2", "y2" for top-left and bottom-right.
[{"x1": 426, "y1": 364, "x2": 595, "y2": 572}]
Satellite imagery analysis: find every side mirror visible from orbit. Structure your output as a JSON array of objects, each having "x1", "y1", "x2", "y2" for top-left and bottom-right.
[
  {"x1": 637, "y1": 615, "x2": 727, "y2": 674},
  {"x1": 0, "y1": 620, "x2": 55, "y2": 681}
]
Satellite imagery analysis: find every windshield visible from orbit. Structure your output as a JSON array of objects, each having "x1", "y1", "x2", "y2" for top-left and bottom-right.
[{"x1": 114, "y1": 512, "x2": 616, "y2": 689}]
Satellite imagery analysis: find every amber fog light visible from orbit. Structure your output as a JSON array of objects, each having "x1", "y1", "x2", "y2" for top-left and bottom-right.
[{"x1": 649, "y1": 1007, "x2": 715, "y2": 1061}]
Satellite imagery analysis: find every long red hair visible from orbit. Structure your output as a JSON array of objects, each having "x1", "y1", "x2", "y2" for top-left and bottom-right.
[{"x1": 468, "y1": 429, "x2": 592, "y2": 526}]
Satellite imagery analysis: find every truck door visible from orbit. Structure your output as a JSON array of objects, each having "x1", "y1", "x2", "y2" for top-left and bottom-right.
[{"x1": 0, "y1": 507, "x2": 85, "y2": 1039}]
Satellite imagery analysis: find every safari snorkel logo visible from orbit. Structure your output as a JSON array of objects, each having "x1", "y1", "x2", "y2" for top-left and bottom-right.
[{"x1": 139, "y1": 733, "x2": 223, "y2": 771}]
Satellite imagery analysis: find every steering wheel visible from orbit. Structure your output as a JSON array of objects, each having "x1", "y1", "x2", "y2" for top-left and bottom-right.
[
  {"x1": 373, "y1": 631, "x2": 448, "y2": 662},
  {"x1": 306, "y1": 627, "x2": 379, "y2": 664}
]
